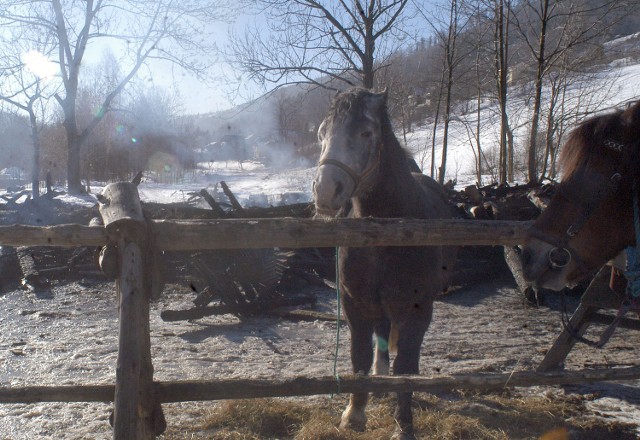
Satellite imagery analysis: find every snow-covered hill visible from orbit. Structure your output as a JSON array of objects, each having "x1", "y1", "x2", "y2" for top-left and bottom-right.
[{"x1": 405, "y1": 60, "x2": 640, "y2": 188}]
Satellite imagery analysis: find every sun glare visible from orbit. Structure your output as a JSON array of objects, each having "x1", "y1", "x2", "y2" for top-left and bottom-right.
[{"x1": 22, "y1": 50, "x2": 57, "y2": 79}]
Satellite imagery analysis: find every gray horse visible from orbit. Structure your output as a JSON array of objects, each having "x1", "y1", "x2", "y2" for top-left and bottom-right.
[{"x1": 313, "y1": 88, "x2": 455, "y2": 439}]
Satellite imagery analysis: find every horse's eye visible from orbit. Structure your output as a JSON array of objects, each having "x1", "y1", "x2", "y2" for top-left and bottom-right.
[{"x1": 361, "y1": 131, "x2": 372, "y2": 138}]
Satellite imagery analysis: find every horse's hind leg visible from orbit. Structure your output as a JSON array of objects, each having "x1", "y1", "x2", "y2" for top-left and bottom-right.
[
  {"x1": 391, "y1": 305, "x2": 432, "y2": 440},
  {"x1": 340, "y1": 299, "x2": 374, "y2": 432}
]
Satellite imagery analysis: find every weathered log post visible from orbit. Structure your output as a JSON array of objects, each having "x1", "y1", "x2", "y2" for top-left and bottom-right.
[{"x1": 97, "y1": 182, "x2": 165, "y2": 439}]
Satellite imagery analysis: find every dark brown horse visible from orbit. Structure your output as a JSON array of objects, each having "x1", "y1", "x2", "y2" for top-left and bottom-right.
[
  {"x1": 312, "y1": 88, "x2": 455, "y2": 440},
  {"x1": 521, "y1": 100, "x2": 640, "y2": 290}
]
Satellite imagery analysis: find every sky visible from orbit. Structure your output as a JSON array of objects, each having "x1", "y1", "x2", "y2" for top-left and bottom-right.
[
  {"x1": 18, "y1": 6, "x2": 251, "y2": 116},
  {"x1": 15, "y1": 1, "x2": 438, "y2": 116},
  {"x1": 20, "y1": 39, "x2": 234, "y2": 116},
  {"x1": 132, "y1": 8, "x2": 276, "y2": 115}
]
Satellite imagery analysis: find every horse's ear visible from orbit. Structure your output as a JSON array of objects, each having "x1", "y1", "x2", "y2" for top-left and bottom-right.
[
  {"x1": 317, "y1": 119, "x2": 326, "y2": 140},
  {"x1": 379, "y1": 88, "x2": 389, "y2": 103},
  {"x1": 621, "y1": 100, "x2": 640, "y2": 139},
  {"x1": 364, "y1": 89, "x2": 387, "y2": 117}
]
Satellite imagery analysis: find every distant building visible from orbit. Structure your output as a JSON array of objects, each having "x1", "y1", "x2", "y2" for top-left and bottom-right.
[{"x1": 200, "y1": 134, "x2": 252, "y2": 164}]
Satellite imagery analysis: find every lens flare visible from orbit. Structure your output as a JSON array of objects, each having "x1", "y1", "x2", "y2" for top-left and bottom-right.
[{"x1": 22, "y1": 50, "x2": 57, "y2": 79}]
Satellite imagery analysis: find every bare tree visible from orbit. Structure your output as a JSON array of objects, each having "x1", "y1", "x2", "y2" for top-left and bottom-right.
[
  {"x1": 229, "y1": 0, "x2": 411, "y2": 92},
  {"x1": 539, "y1": 49, "x2": 622, "y2": 180},
  {"x1": 375, "y1": 43, "x2": 429, "y2": 143},
  {"x1": 417, "y1": 0, "x2": 472, "y2": 184},
  {"x1": 513, "y1": 0, "x2": 625, "y2": 183},
  {"x1": 0, "y1": 0, "x2": 236, "y2": 194},
  {"x1": 0, "y1": 28, "x2": 57, "y2": 198},
  {"x1": 461, "y1": 0, "x2": 494, "y2": 185},
  {"x1": 490, "y1": 0, "x2": 514, "y2": 184}
]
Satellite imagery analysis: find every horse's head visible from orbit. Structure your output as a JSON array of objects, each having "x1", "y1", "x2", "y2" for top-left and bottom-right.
[
  {"x1": 312, "y1": 88, "x2": 387, "y2": 216},
  {"x1": 521, "y1": 101, "x2": 640, "y2": 290}
]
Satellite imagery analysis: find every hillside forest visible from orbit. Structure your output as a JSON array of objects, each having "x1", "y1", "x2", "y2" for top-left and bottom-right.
[{"x1": 0, "y1": 0, "x2": 639, "y2": 195}]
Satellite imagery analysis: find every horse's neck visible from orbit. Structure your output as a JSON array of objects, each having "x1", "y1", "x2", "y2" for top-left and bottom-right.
[{"x1": 352, "y1": 143, "x2": 416, "y2": 218}]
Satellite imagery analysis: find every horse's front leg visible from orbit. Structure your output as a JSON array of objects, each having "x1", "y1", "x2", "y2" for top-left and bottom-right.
[
  {"x1": 340, "y1": 297, "x2": 374, "y2": 432},
  {"x1": 391, "y1": 302, "x2": 433, "y2": 440},
  {"x1": 373, "y1": 318, "x2": 391, "y2": 376}
]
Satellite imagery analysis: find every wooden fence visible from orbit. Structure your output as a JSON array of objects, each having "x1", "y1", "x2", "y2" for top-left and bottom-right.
[{"x1": 1, "y1": 181, "x2": 640, "y2": 439}]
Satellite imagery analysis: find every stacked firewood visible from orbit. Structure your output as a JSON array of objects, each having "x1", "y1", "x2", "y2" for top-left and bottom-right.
[{"x1": 447, "y1": 181, "x2": 545, "y2": 221}]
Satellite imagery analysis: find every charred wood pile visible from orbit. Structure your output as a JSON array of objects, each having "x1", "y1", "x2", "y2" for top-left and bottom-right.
[
  {"x1": 0, "y1": 194, "x2": 103, "y2": 292},
  {"x1": 150, "y1": 184, "x2": 333, "y2": 321},
  {"x1": 446, "y1": 181, "x2": 587, "y2": 306},
  {"x1": 0, "y1": 184, "x2": 332, "y2": 321}
]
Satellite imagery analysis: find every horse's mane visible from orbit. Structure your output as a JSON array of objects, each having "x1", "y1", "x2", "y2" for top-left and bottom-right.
[{"x1": 559, "y1": 109, "x2": 625, "y2": 180}]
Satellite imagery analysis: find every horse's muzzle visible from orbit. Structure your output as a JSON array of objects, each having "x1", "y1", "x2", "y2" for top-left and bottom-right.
[
  {"x1": 313, "y1": 167, "x2": 353, "y2": 214},
  {"x1": 520, "y1": 241, "x2": 575, "y2": 291}
]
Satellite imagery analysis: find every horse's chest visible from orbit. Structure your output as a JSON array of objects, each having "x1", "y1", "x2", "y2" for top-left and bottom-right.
[{"x1": 339, "y1": 247, "x2": 438, "y2": 302}]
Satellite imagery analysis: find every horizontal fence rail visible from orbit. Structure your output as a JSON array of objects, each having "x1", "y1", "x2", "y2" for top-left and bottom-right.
[
  {"x1": 0, "y1": 218, "x2": 533, "y2": 250},
  {"x1": 0, "y1": 224, "x2": 107, "y2": 247},
  {"x1": 1, "y1": 366, "x2": 639, "y2": 404}
]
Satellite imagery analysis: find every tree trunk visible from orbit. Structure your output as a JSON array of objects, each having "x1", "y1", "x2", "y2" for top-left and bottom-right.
[
  {"x1": 60, "y1": 93, "x2": 85, "y2": 195},
  {"x1": 439, "y1": 78, "x2": 453, "y2": 185},
  {"x1": 28, "y1": 109, "x2": 40, "y2": 199},
  {"x1": 494, "y1": 0, "x2": 508, "y2": 184},
  {"x1": 431, "y1": 67, "x2": 446, "y2": 179},
  {"x1": 504, "y1": 4, "x2": 513, "y2": 183},
  {"x1": 438, "y1": 0, "x2": 459, "y2": 185},
  {"x1": 67, "y1": 133, "x2": 84, "y2": 195},
  {"x1": 475, "y1": 51, "x2": 483, "y2": 185},
  {"x1": 527, "y1": 0, "x2": 550, "y2": 184},
  {"x1": 362, "y1": 17, "x2": 375, "y2": 89}
]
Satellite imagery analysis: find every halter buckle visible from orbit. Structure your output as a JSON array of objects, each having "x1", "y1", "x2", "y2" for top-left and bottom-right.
[{"x1": 548, "y1": 247, "x2": 572, "y2": 269}]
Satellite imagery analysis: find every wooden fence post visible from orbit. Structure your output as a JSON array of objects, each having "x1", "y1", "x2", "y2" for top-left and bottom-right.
[{"x1": 98, "y1": 182, "x2": 165, "y2": 439}]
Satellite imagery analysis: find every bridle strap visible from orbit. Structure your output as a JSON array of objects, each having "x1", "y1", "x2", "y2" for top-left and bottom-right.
[
  {"x1": 556, "y1": 172, "x2": 622, "y2": 239},
  {"x1": 528, "y1": 169, "x2": 624, "y2": 278},
  {"x1": 318, "y1": 142, "x2": 382, "y2": 192},
  {"x1": 318, "y1": 158, "x2": 362, "y2": 186}
]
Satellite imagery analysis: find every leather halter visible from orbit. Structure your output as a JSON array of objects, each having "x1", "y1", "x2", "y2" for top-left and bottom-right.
[
  {"x1": 529, "y1": 139, "x2": 625, "y2": 275},
  {"x1": 317, "y1": 141, "x2": 382, "y2": 192}
]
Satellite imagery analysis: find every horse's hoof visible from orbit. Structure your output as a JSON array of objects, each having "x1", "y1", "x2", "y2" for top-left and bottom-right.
[
  {"x1": 390, "y1": 431, "x2": 417, "y2": 440},
  {"x1": 340, "y1": 406, "x2": 367, "y2": 432}
]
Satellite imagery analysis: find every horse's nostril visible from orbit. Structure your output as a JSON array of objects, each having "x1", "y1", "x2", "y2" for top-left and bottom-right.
[
  {"x1": 334, "y1": 181, "x2": 344, "y2": 197},
  {"x1": 520, "y1": 247, "x2": 531, "y2": 266}
]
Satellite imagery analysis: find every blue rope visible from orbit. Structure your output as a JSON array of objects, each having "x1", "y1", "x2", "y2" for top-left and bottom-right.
[
  {"x1": 625, "y1": 178, "x2": 640, "y2": 298},
  {"x1": 331, "y1": 247, "x2": 342, "y2": 397}
]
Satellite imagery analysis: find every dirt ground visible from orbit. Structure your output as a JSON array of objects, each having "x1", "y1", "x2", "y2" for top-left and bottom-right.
[
  {"x1": 0, "y1": 195, "x2": 639, "y2": 438},
  {"x1": 0, "y1": 268, "x2": 639, "y2": 439}
]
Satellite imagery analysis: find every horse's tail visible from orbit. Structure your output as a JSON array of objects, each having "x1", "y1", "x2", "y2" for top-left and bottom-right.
[{"x1": 389, "y1": 323, "x2": 399, "y2": 355}]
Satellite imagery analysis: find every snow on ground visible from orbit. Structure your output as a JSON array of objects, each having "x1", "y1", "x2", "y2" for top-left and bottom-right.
[
  {"x1": 130, "y1": 161, "x2": 314, "y2": 208},
  {"x1": 23, "y1": 161, "x2": 316, "y2": 212}
]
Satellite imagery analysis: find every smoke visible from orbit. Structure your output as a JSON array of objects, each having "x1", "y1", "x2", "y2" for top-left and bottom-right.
[{"x1": 200, "y1": 91, "x2": 320, "y2": 170}]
